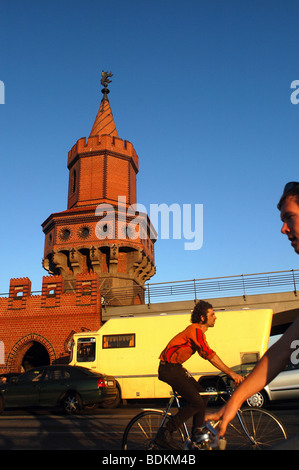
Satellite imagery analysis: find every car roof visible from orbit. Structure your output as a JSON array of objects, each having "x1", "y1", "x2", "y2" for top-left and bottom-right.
[{"x1": 22, "y1": 364, "x2": 103, "y2": 377}]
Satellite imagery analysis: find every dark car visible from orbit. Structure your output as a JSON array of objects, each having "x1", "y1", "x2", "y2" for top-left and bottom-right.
[
  {"x1": 0, "y1": 373, "x2": 21, "y2": 384},
  {"x1": 0, "y1": 365, "x2": 119, "y2": 414}
]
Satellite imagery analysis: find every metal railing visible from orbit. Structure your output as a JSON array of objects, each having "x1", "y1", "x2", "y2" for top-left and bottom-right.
[
  {"x1": 103, "y1": 269, "x2": 299, "y2": 305},
  {"x1": 2, "y1": 269, "x2": 298, "y2": 306}
]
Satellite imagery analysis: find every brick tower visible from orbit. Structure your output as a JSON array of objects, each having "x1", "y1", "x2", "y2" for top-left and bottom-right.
[{"x1": 41, "y1": 72, "x2": 156, "y2": 305}]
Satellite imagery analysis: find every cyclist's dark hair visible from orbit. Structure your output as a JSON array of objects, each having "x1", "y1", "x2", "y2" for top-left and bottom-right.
[
  {"x1": 191, "y1": 300, "x2": 213, "y2": 324},
  {"x1": 277, "y1": 184, "x2": 299, "y2": 210}
]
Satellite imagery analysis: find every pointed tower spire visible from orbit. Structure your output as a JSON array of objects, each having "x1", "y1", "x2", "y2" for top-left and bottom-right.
[
  {"x1": 89, "y1": 71, "x2": 119, "y2": 138},
  {"x1": 42, "y1": 69, "x2": 156, "y2": 303}
]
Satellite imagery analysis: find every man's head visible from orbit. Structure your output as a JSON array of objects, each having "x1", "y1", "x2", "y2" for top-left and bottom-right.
[
  {"x1": 278, "y1": 182, "x2": 299, "y2": 254},
  {"x1": 191, "y1": 300, "x2": 216, "y2": 327}
]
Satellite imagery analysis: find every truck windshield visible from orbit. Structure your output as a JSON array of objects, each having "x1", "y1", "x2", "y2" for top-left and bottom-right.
[{"x1": 77, "y1": 337, "x2": 96, "y2": 362}]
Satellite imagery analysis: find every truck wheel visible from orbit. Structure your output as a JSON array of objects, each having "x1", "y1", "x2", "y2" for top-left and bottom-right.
[
  {"x1": 100, "y1": 386, "x2": 121, "y2": 409},
  {"x1": 203, "y1": 380, "x2": 218, "y2": 403}
]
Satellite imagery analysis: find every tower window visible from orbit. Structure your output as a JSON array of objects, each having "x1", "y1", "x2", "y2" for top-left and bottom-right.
[
  {"x1": 71, "y1": 170, "x2": 77, "y2": 194},
  {"x1": 78, "y1": 226, "x2": 91, "y2": 239},
  {"x1": 59, "y1": 228, "x2": 71, "y2": 240}
]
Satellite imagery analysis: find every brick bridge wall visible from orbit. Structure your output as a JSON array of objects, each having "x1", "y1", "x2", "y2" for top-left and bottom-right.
[{"x1": 0, "y1": 273, "x2": 102, "y2": 373}]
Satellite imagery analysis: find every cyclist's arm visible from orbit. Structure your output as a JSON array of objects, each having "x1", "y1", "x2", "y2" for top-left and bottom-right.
[
  {"x1": 230, "y1": 315, "x2": 299, "y2": 403},
  {"x1": 208, "y1": 354, "x2": 243, "y2": 384},
  {"x1": 207, "y1": 315, "x2": 299, "y2": 435}
]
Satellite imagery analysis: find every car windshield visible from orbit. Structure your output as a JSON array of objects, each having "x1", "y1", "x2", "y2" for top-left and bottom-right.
[{"x1": 77, "y1": 338, "x2": 96, "y2": 362}]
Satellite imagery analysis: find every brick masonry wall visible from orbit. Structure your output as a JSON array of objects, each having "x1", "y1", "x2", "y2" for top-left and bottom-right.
[{"x1": 0, "y1": 275, "x2": 102, "y2": 373}]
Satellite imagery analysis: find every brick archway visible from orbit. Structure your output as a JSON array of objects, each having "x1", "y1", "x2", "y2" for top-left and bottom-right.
[{"x1": 6, "y1": 334, "x2": 56, "y2": 373}]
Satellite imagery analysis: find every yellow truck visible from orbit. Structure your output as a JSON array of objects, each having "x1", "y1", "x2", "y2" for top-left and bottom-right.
[{"x1": 69, "y1": 308, "x2": 273, "y2": 406}]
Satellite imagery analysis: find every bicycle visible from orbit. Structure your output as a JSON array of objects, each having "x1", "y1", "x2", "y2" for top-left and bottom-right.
[{"x1": 122, "y1": 389, "x2": 288, "y2": 450}]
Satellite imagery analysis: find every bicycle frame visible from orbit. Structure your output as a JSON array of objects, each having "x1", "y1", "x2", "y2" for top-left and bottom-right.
[
  {"x1": 215, "y1": 390, "x2": 257, "y2": 445},
  {"x1": 142, "y1": 392, "x2": 190, "y2": 439},
  {"x1": 235, "y1": 409, "x2": 256, "y2": 445},
  {"x1": 141, "y1": 390, "x2": 257, "y2": 447},
  {"x1": 141, "y1": 390, "x2": 222, "y2": 445}
]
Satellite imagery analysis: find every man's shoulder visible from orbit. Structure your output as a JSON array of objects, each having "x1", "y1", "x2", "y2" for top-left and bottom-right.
[{"x1": 186, "y1": 323, "x2": 204, "y2": 335}]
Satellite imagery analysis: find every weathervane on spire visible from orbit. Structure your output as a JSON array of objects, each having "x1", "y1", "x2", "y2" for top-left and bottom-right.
[{"x1": 101, "y1": 71, "x2": 113, "y2": 98}]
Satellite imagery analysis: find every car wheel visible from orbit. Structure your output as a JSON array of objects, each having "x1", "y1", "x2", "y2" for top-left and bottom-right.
[
  {"x1": 62, "y1": 392, "x2": 82, "y2": 414},
  {"x1": 246, "y1": 391, "x2": 266, "y2": 408}
]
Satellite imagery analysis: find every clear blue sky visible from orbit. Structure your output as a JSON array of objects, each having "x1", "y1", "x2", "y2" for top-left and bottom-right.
[{"x1": 1, "y1": 0, "x2": 299, "y2": 294}]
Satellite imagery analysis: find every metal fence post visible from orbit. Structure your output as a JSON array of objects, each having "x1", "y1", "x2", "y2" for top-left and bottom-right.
[
  {"x1": 194, "y1": 279, "x2": 197, "y2": 303},
  {"x1": 292, "y1": 269, "x2": 297, "y2": 296},
  {"x1": 242, "y1": 274, "x2": 246, "y2": 300},
  {"x1": 147, "y1": 284, "x2": 151, "y2": 306}
]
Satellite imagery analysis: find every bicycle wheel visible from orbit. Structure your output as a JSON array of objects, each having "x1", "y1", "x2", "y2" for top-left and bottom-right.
[
  {"x1": 122, "y1": 410, "x2": 186, "y2": 450},
  {"x1": 224, "y1": 407, "x2": 287, "y2": 450}
]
